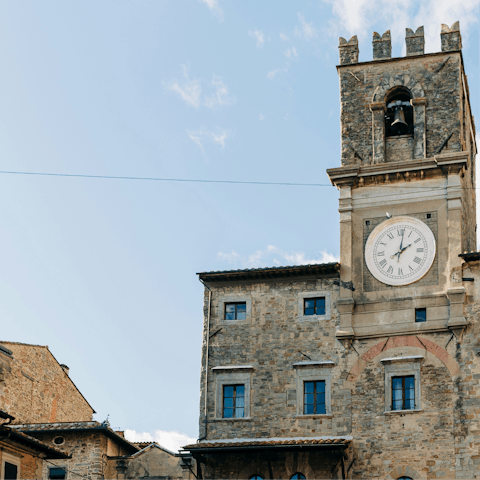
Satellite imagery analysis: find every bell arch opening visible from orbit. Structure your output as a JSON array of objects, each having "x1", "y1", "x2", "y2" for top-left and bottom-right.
[{"x1": 385, "y1": 86, "x2": 414, "y2": 137}]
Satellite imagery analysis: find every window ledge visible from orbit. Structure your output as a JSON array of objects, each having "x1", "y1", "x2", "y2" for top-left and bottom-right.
[
  {"x1": 384, "y1": 409, "x2": 423, "y2": 415},
  {"x1": 293, "y1": 361, "x2": 336, "y2": 368},
  {"x1": 213, "y1": 417, "x2": 252, "y2": 422},
  {"x1": 297, "y1": 315, "x2": 331, "y2": 322},
  {"x1": 295, "y1": 414, "x2": 333, "y2": 419},
  {"x1": 212, "y1": 365, "x2": 254, "y2": 371}
]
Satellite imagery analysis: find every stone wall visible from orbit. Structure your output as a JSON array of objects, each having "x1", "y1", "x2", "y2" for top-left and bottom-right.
[
  {"x1": 385, "y1": 134, "x2": 414, "y2": 163},
  {"x1": 0, "y1": 342, "x2": 94, "y2": 423}
]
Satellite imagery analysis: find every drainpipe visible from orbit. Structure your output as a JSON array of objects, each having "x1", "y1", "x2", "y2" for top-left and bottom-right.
[{"x1": 198, "y1": 278, "x2": 211, "y2": 442}]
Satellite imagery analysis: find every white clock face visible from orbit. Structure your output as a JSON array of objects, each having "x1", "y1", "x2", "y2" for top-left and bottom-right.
[{"x1": 365, "y1": 216, "x2": 436, "y2": 286}]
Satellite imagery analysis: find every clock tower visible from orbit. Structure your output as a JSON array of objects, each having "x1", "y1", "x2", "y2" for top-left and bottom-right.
[{"x1": 327, "y1": 23, "x2": 477, "y2": 341}]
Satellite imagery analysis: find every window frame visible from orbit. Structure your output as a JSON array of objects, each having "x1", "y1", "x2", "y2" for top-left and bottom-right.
[
  {"x1": 297, "y1": 291, "x2": 331, "y2": 322},
  {"x1": 381, "y1": 355, "x2": 423, "y2": 414},
  {"x1": 294, "y1": 363, "x2": 333, "y2": 417},
  {"x1": 217, "y1": 296, "x2": 251, "y2": 325},
  {"x1": 224, "y1": 302, "x2": 247, "y2": 321},
  {"x1": 222, "y1": 384, "x2": 245, "y2": 419},
  {"x1": 303, "y1": 297, "x2": 326, "y2": 317},
  {"x1": 1, "y1": 452, "x2": 21, "y2": 480},
  {"x1": 48, "y1": 467, "x2": 67, "y2": 480},
  {"x1": 391, "y1": 375, "x2": 415, "y2": 411},
  {"x1": 415, "y1": 307, "x2": 427, "y2": 323},
  {"x1": 214, "y1": 368, "x2": 252, "y2": 420},
  {"x1": 303, "y1": 380, "x2": 326, "y2": 415}
]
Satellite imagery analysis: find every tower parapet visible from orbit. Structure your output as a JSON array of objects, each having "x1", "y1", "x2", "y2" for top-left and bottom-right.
[
  {"x1": 406, "y1": 26, "x2": 425, "y2": 56},
  {"x1": 441, "y1": 22, "x2": 462, "y2": 51},
  {"x1": 372, "y1": 30, "x2": 391, "y2": 60},
  {"x1": 338, "y1": 35, "x2": 358, "y2": 65}
]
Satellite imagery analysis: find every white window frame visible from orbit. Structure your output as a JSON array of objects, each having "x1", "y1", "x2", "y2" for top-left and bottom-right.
[
  {"x1": 213, "y1": 366, "x2": 253, "y2": 420},
  {"x1": 297, "y1": 291, "x2": 331, "y2": 322},
  {"x1": 217, "y1": 295, "x2": 252, "y2": 325},
  {"x1": 1, "y1": 451, "x2": 21, "y2": 480},
  {"x1": 381, "y1": 355, "x2": 423, "y2": 414},
  {"x1": 294, "y1": 362, "x2": 334, "y2": 417}
]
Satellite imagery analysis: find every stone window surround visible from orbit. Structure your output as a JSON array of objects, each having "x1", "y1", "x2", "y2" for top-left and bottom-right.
[
  {"x1": 381, "y1": 355, "x2": 423, "y2": 414},
  {"x1": 294, "y1": 362, "x2": 335, "y2": 417},
  {"x1": 297, "y1": 291, "x2": 332, "y2": 322},
  {"x1": 48, "y1": 466, "x2": 68, "y2": 480},
  {"x1": 213, "y1": 366, "x2": 253, "y2": 421},
  {"x1": 216, "y1": 295, "x2": 252, "y2": 325},
  {"x1": 1, "y1": 451, "x2": 21, "y2": 480}
]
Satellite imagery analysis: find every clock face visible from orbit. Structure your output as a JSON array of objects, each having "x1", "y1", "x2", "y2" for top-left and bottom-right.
[{"x1": 365, "y1": 216, "x2": 436, "y2": 286}]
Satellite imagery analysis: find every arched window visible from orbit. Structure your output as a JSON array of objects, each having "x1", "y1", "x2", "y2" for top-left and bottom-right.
[
  {"x1": 250, "y1": 476, "x2": 263, "y2": 480},
  {"x1": 291, "y1": 474, "x2": 306, "y2": 480},
  {"x1": 398, "y1": 477, "x2": 413, "y2": 480},
  {"x1": 385, "y1": 87, "x2": 414, "y2": 137}
]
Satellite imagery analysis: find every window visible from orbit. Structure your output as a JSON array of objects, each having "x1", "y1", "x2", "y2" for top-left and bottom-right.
[
  {"x1": 392, "y1": 375, "x2": 415, "y2": 410},
  {"x1": 223, "y1": 384, "x2": 245, "y2": 418},
  {"x1": 304, "y1": 381, "x2": 326, "y2": 414},
  {"x1": 225, "y1": 302, "x2": 246, "y2": 320},
  {"x1": 304, "y1": 297, "x2": 325, "y2": 316},
  {"x1": 385, "y1": 87, "x2": 414, "y2": 137},
  {"x1": 415, "y1": 308, "x2": 426, "y2": 322},
  {"x1": 250, "y1": 476, "x2": 263, "y2": 480},
  {"x1": 291, "y1": 474, "x2": 306, "y2": 480},
  {"x1": 48, "y1": 468, "x2": 66, "y2": 480},
  {"x1": 53, "y1": 436, "x2": 65, "y2": 445},
  {"x1": 4, "y1": 463, "x2": 18, "y2": 480}
]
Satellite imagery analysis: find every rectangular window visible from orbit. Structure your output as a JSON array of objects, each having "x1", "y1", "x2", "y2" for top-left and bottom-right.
[
  {"x1": 225, "y1": 302, "x2": 246, "y2": 320},
  {"x1": 392, "y1": 375, "x2": 415, "y2": 410},
  {"x1": 223, "y1": 384, "x2": 245, "y2": 418},
  {"x1": 304, "y1": 297, "x2": 325, "y2": 316},
  {"x1": 415, "y1": 308, "x2": 426, "y2": 322},
  {"x1": 49, "y1": 468, "x2": 66, "y2": 480},
  {"x1": 4, "y1": 462, "x2": 18, "y2": 480},
  {"x1": 303, "y1": 380, "x2": 326, "y2": 414}
]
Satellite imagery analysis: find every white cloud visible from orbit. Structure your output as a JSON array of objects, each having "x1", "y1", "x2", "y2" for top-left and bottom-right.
[
  {"x1": 188, "y1": 127, "x2": 230, "y2": 151},
  {"x1": 267, "y1": 65, "x2": 289, "y2": 79},
  {"x1": 294, "y1": 13, "x2": 318, "y2": 40},
  {"x1": 164, "y1": 66, "x2": 201, "y2": 108},
  {"x1": 165, "y1": 69, "x2": 234, "y2": 109},
  {"x1": 259, "y1": 113, "x2": 265, "y2": 120},
  {"x1": 218, "y1": 245, "x2": 339, "y2": 269},
  {"x1": 321, "y1": 0, "x2": 480, "y2": 53},
  {"x1": 125, "y1": 429, "x2": 196, "y2": 453},
  {"x1": 204, "y1": 74, "x2": 236, "y2": 108},
  {"x1": 280, "y1": 33, "x2": 289, "y2": 41},
  {"x1": 285, "y1": 47, "x2": 298, "y2": 58},
  {"x1": 199, "y1": 0, "x2": 224, "y2": 21},
  {"x1": 249, "y1": 29, "x2": 267, "y2": 48}
]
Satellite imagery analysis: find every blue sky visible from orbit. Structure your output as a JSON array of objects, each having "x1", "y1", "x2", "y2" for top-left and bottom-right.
[{"x1": 0, "y1": 1, "x2": 478, "y2": 451}]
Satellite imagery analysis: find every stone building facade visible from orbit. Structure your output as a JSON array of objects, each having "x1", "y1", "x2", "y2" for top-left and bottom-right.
[{"x1": 184, "y1": 23, "x2": 479, "y2": 479}]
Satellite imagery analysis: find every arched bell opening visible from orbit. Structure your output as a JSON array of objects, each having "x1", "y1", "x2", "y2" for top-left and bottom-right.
[{"x1": 385, "y1": 86, "x2": 414, "y2": 137}]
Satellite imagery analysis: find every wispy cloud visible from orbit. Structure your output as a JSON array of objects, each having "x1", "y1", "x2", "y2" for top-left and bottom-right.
[
  {"x1": 285, "y1": 47, "x2": 298, "y2": 58},
  {"x1": 259, "y1": 113, "x2": 265, "y2": 121},
  {"x1": 267, "y1": 65, "x2": 289, "y2": 80},
  {"x1": 249, "y1": 29, "x2": 268, "y2": 48},
  {"x1": 321, "y1": 0, "x2": 480, "y2": 53},
  {"x1": 164, "y1": 66, "x2": 202, "y2": 108},
  {"x1": 125, "y1": 429, "x2": 196, "y2": 453},
  {"x1": 199, "y1": 0, "x2": 224, "y2": 21},
  {"x1": 218, "y1": 245, "x2": 339, "y2": 269},
  {"x1": 279, "y1": 33, "x2": 289, "y2": 41},
  {"x1": 204, "y1": 74, "x2": 236, "y2": 108},
  {"x1": 188, "y1": 127, "x2": 230, "y2": 152},
  {"x1": 165, "y1": 68, "x2": 235, "y2": 109},
  {"x1": 294, "y1": 13, "x2": 318, "y2": 40}
]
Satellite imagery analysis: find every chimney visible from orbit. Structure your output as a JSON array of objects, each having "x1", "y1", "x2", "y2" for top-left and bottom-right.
[
  {"x1": 441, "y1": 21, "x2": 462, "y2": 52},
  {"x1": 373, "y1": 30, "x2": 391, "y2": 60},
  {"x1": 406, "y1": 26, "x2": 425, "y2": 56},
  {"x1": 339, "y1": 36, "x2": 359, "y2": 65},
  {"x1": 60, "y1": 364, "x2": 70, "y2": 376}
]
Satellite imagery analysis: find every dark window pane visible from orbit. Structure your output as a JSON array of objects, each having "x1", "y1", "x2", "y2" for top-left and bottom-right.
[
  {"x1": 224, "y1": 408, "x2": 233, "y2": 418},
  {"x1": 225, "y1": 311, "x2": 235, "y2": 320},
  {"x1": 315, "y1": 306, "x2": 326, "y2": 315},
  {"x1": 415, "y1": 308, "x2": 427, "y2": 322},
  {"x1": 405, "y1": 388, "x2": 415, "y2": 400},
  {"x1": 236, "y1": 385, "x2": 245, "y2": 396},
  {"x1": 224, "y1": 386, "x2": 234, "y2": 397},
  {"x1": 4, "y1": 463, "x2": 18, "y2": 480},
  {"x1": 316, "y1": 381, "x2": 325, "y2": 393},
  {"x1": 405, "y1": 376, "x2": 415, "y2": 388},
  {"x1": 237, "y1": 311, "x2": 246, "y2": 320},
  {"x1": 236, "y1": 396, "x2": 245, "y2": 408},
  {"x1": 304, "y1": 382, "x2": 314, "y2": 393},
  {"x1": 315, "y1": 298, "x2": 325, "y2": 307},
  {"x1": 304, "y1": 393, "x2": 314, "y2": 405},
  {"x1": 392, "y1": 377, "x2": 402, "y2": 389},
  {"x1": 224, "y1": 397, "x2": 234, "y2": 408},
  {"x1": 405, "y1": 399, "x2": 415, "y2": 409},
  {"x1": 235, "y1": 407, "x2": 245, "y2": 418},
  {"x1": 392, "y1": 400, "x2": 403, "y2": 410},
  {"x1": 304, "y1": 308, "x2": 314, "y2": 315},
  {"x1": 316, "y1": 403, "x2": 326, "y2": 414},
  {"x1": 49, "y1": 468, "x2": 66, "y2": 480},
  {"x1": 304, "y1": 300, "x2": 315, "y2": 308},
  {"x1": 305, "y1": 404, "x2": 314, "y2": 414},
  {"x1": 237, "y1": 304, "x2": 246, "y2": 313},
  {"x1": 291, "y1": 474, "x2": 306, "y2": 480}
]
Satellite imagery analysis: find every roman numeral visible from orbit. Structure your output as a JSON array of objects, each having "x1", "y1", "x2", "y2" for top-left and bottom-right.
[
  {"x1": 387, "y1": 233, "x2": 394, "y2": 240},
  {"x1": 409, "y1": 265, "x2": 414, "y2": 272},
  {"x1": 387, "y1": 266, "x2": 393, "y2": 274},
  {"x1": 413, "y1": 256, "x2": 422, "y2": 264},
  {"x1": 377, "y1": 251, "x2": 385, "y2": 256},
  {"x1": 408, "y1": 231, "x2": 413, "y2": 238},
  {"x1": 379, "y1": 259, "x2": 387, "y2": 268},
  {"x1": 414, "y1": 238, "x2": 421, "y2": 244},
  {"x1": 380, "y1": 242, "x2": 387, "y2": 246},
  {"x1": 398, "y1": 268, "x2": 403, "y2": 276},
  {"x1": 417, "y1": 248, "x2": 424, "y2": 252},
  {"x1": 397, "y1": 229, "x2": 404, "y2": 236}
]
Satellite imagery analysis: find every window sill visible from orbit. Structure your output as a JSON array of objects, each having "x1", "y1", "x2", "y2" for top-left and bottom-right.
[
  {"x1": 219, "y1": 319, "x2": 249, "y2": 325},
  {"x1": 297, "y1": 315, "x2": 331, "y2": 322},
  {"x1": 213, "y1": 417, "x2": 252, "y2": 422},
  {"x1": 295, "y1": 414, "x2": 333, "y2": 419},
  {"x1": 384, "y1": 409, "x2": 423, "y2": 415}
]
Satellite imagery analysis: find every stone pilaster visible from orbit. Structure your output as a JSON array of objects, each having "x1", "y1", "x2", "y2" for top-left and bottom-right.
[
  {"x1": 370, "y1": 103, "x2": 386, "y2": 163},
  {"x1": 411, "y1": 97, "x2": 427, "y2": 158}
]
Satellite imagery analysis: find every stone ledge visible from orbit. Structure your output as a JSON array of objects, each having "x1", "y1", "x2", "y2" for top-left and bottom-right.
[
  {"x1": 383, "y1": 409, "x2": 423, "y2": 415},
  {"x1": 295, "y1": 414, "x2": 333, "y2": 419},
  {"x1": 212, "y1": 417, "x2": 252, "y2": 422}
]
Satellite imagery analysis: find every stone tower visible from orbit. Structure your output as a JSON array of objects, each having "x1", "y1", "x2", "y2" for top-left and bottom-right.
[{"x1": 328, "y1": 22, "x2": 477, "y2": 341}]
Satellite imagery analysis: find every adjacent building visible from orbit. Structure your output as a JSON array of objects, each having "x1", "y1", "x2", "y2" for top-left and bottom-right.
[{"x1": 184, "y1": 23, "x2": 479, "y2": 479}]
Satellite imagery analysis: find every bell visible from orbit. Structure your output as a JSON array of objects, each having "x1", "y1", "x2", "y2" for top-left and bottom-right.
[{"x1": 390, "y1": 106, "x2": 408, "y2": 135}]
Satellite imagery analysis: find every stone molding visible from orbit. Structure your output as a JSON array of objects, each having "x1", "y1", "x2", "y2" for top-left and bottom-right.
[{"x1": 446, "y1": 286, "x2": 467, "y2": 329}]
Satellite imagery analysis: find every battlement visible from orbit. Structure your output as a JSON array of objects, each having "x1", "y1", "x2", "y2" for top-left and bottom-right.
[{"x1": 338, "y1": 22, "x2": 462, "y2": 65}]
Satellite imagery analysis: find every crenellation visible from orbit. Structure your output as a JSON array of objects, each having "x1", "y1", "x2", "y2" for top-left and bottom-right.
[
  {"x1": 372, "y1": 30, "x2": 391, "y2": 60},
  {"x1": 441, "y1": 21, "x2": 462, "y2": 52},
  {"x1": 406, "y1": 26, "x2": 425, "y2": 56},
  {"x1": 338, "y1": 35, "x2": 359, "y2": 65}
]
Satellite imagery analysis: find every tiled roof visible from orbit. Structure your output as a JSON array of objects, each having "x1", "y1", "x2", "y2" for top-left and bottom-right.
[
  {"x1": 198, "y1": 263, "x2": 340, "y2": 282},
  {"x1": 0, "y1": 426, "x2": 70, "y2": 459},
  {"x1": 133, "y1": 441, "x2": 158, "y2": 449},
  {"x1": 183, "y1": 436, "x2": 351, "y2": 451}
]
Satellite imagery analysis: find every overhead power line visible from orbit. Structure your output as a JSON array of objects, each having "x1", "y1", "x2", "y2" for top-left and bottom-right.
[{"x1": 0, "y1": 169, "x2": 478, "y2": 190}]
